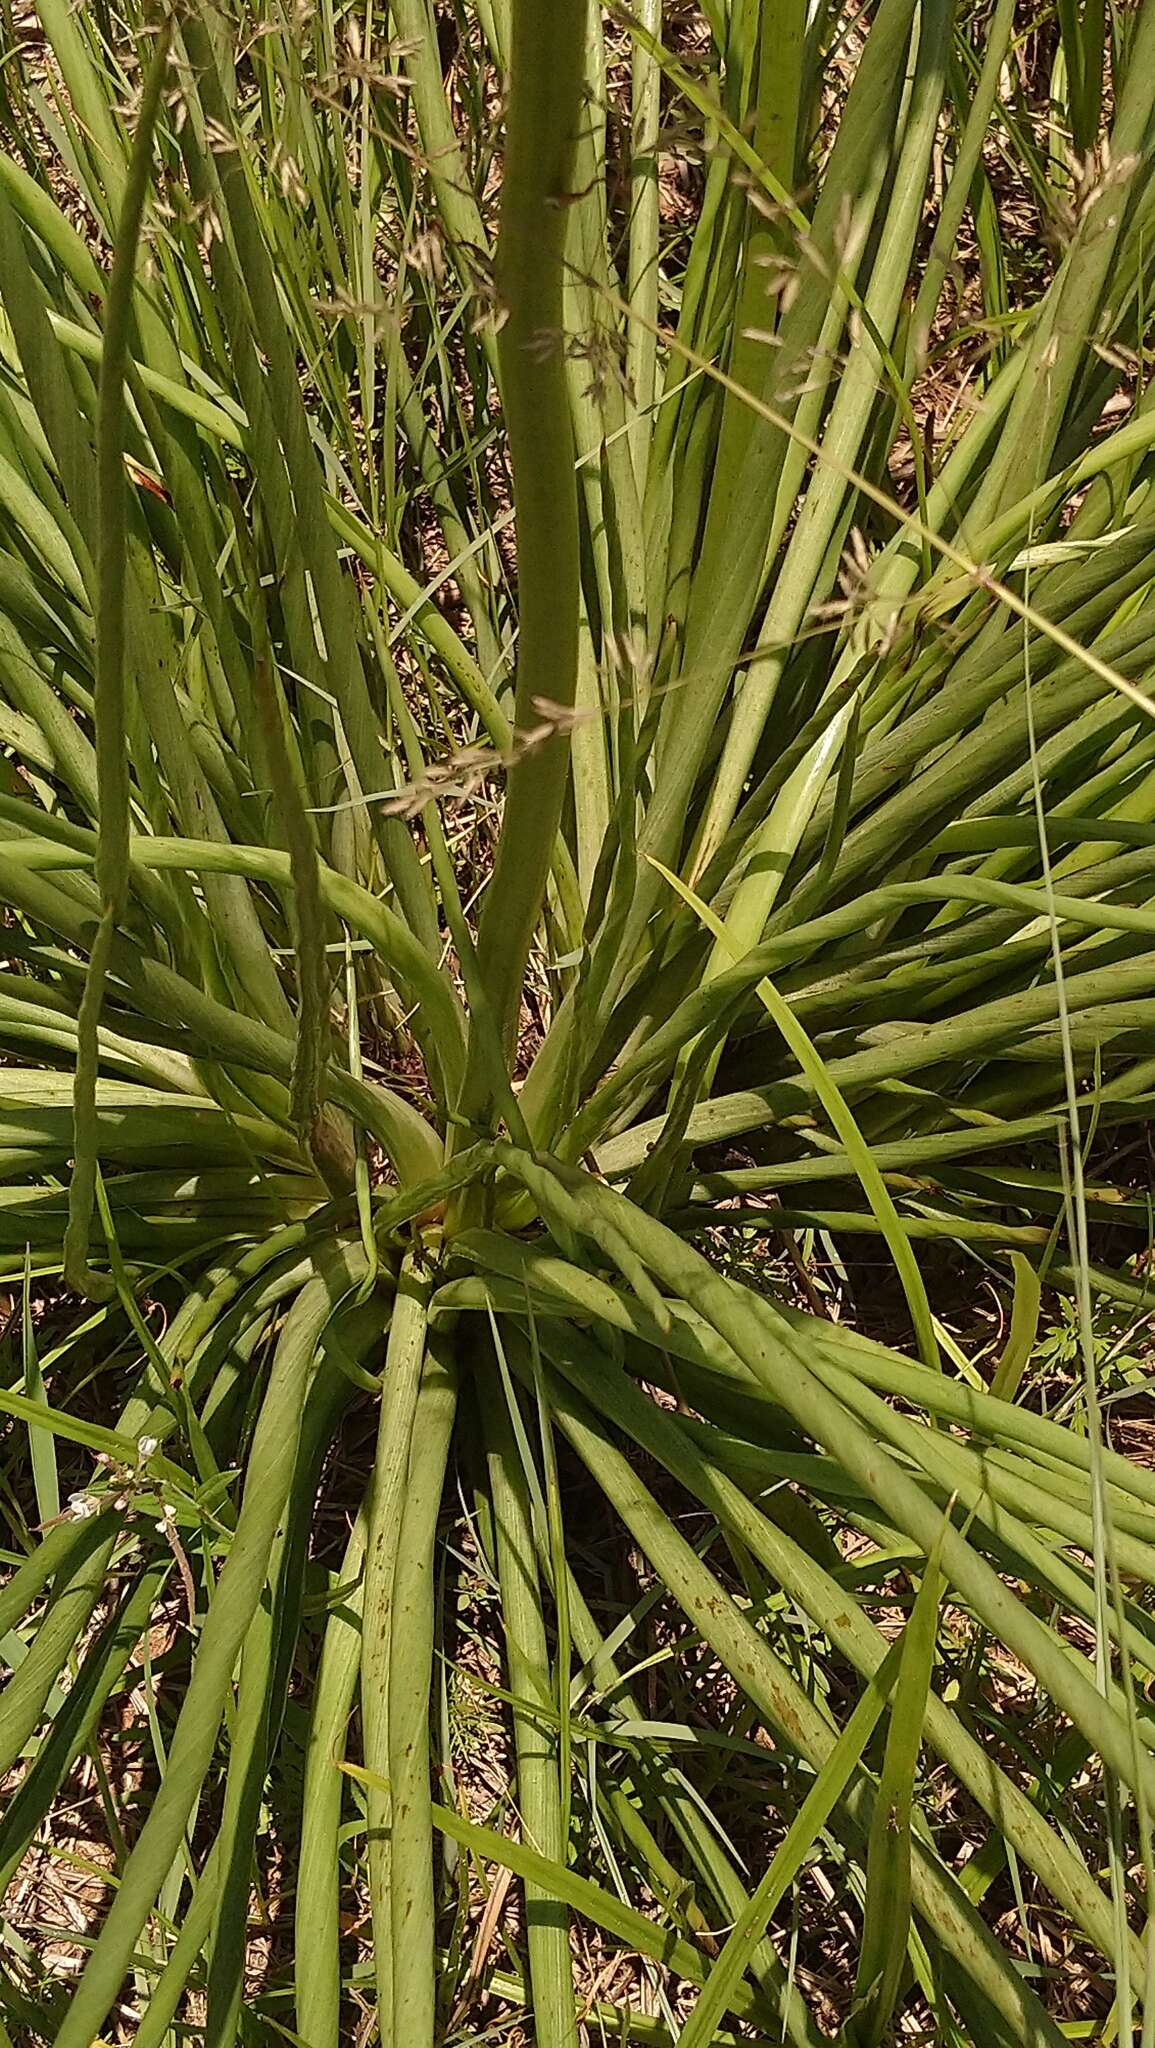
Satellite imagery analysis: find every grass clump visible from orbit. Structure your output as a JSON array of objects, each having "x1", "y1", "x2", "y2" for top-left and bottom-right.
[{"x1": 1, "y1": 0, "x2": 1155, "y2": 2042}]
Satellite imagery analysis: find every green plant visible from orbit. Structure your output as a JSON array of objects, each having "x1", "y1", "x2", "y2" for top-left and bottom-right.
[{"x1": 2, "y1": 0, "x2": 1155, "y2": 2042}]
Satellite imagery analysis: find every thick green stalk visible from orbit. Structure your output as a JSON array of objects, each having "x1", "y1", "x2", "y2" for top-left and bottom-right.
[
  {"x1": 388, "y1": 1340, "x2": 458, "y2": 2048},
  {"x1": 361, "y1": 1256, "x2": 431, "y2": 2032},
  {"x1": 459, "y1": 0, "x2": 585, "y2": 1101}
]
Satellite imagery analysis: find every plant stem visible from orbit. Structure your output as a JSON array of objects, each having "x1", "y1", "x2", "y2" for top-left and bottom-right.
[{"x1": 460, "y1": 0, "x2": 586, "y2": 1110}]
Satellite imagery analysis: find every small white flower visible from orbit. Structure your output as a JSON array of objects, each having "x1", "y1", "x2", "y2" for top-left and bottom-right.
[{"x1": 138, "y1": 1437, "x2": 158, "y2": 1459}]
